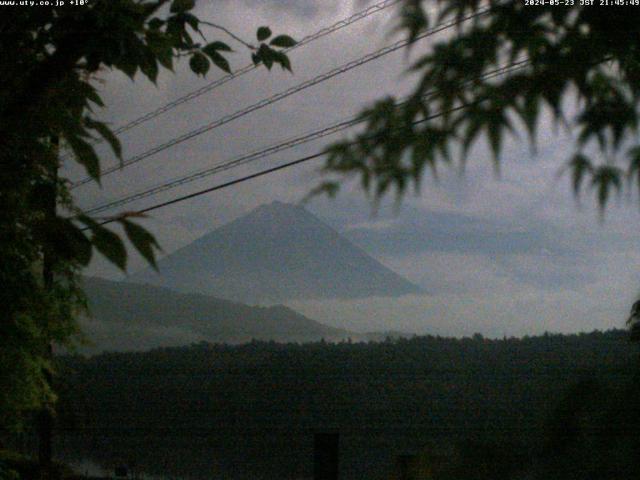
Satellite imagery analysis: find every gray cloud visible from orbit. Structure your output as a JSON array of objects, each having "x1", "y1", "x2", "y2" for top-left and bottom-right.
[
  {"x1": 73, "y1": 0, "x2": 640, "y2": 338},
  {"x1": 340, "y1": 206, "x2": 573, "y2": 257},
  {"x1": 228, "y1": 0, "x2": 329, "y2": 19}
]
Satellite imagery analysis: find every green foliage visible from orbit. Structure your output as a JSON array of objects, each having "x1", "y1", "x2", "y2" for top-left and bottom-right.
[
  {"x1": 121, "y1": 220, "x2": 162, "y2": 270},
  {"x1": 202, "y1": 42, "x2": 232, "y2": 73},
  {"x1": 189, "y1": 51, "x2": 210, "y2": 76},
  {"x1": 170, "y1": 0, "x2": 195, "y2": 13},
  {"x1": 0, "y1": 249, "x2": 85, "y2": 431},
  {"x1": 256, "y1": 26, "x2": 272, "y2": 42},
  {"x1": 269, "y1": 35, "x2": 297, "y2": 48},
  {"x1": 0, "y1": 450, "x2": 75, "y2": 480},
  {"x1": 627, "y1": 300, "x2": 640, "y2": 342},
  {"x1": 321, "y1": 0, "x2": 640, "y2": 212},
  {"x1": 0, "y1": 0, "x2": 293, "y2": 431},
  {"x1": 251, "y1": 30, "x2": 296, "y2": 72}
]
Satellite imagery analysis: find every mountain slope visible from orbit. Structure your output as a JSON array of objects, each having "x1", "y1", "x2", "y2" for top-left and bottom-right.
[
  {"x1": 132, "y1": 201, "x2": 422, "y2": 304},
  {"x1": 80, "y1": 277, "x2": 349, "y2": 352}
]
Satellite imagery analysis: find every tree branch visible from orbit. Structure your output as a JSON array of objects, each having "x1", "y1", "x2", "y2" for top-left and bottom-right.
[{"x1": 199, "y1": 21, "x2": 255, "y2": 50}]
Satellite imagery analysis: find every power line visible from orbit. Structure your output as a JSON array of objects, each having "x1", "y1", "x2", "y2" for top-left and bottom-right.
[
  {"x1": 71, "y1": 6, "x2": 493, "y2": 190},
  {"x1": 83, "y1": 101, "x2": 483, "y2": 230},
  {"x1": 80, "y1": 56, "x2": 537, "y2": 229},
  {"x1": 106, "y1": 0, "x2": 403, "y2": 138},
  {"x1": 83, "y1": 119, "x2": 362, "y2": 215},
  {"x1": 84, "y1": 60, "x2": 530, "y2": 216},
  {"x1": 135, "y1": 57, "x2": 613, "y2": 227},
  {"x1": 59, "y1": 0, "x2": 402, "y2": 164}
]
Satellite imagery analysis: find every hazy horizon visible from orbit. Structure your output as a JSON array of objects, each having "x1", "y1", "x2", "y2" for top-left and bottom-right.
[{"x1": 82, "y1": 198, "x2": 635, "y2": 340}]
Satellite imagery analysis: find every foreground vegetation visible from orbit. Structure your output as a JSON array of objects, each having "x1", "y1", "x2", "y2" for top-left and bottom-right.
[{"x1": 24, "y1": 329, "x2": 633, "y2": 479}]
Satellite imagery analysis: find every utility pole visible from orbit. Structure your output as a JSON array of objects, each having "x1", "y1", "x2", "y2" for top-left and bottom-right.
[{"x1": 38, "y1": 135, "x2": 58, "y2": 478}]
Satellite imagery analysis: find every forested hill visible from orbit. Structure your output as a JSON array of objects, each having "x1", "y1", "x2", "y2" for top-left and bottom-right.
[
  {"x1": 79, "y1": 276, "x2": 350, "y2": 352},
  {"x1": 57, "y1": 330, "x2": 640, "y2": 480}
]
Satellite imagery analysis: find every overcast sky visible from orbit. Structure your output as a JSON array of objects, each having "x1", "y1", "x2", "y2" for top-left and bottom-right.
[{"x1": 68, "y1": 0, "x2": 640, "y2": 337}]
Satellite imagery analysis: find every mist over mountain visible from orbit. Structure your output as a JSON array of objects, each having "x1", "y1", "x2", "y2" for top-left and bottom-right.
[
  {"x1": 79, "y1": 277, "x2": 351, "y2": 352},
  {"x1": 131, "y1": 201, "x2": 423, "y2": 304}
]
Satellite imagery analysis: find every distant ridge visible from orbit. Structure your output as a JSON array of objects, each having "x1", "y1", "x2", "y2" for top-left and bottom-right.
[
  {"x1": 132, "y1": 201, "x2": 423, "y2": 304},
  {"x1": 80, "y1": 276, "x2": 350, "y2": 352}
]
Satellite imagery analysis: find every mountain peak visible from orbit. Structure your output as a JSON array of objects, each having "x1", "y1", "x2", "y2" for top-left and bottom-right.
[
  {"x1": 133, "y1": 202, "x2": 423, "y2": 304},
  {"x1": 247, "y1": 200, "x2": 305, "y2": 218},
  {"x1": 256, "y1": 200, "x2": 293, "y2": 210}
]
